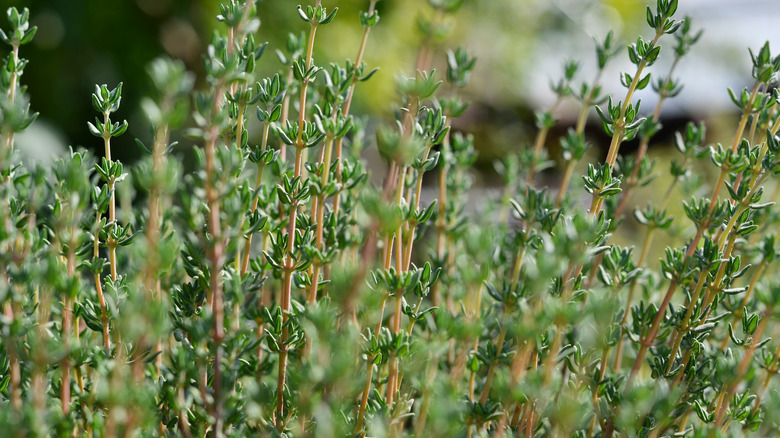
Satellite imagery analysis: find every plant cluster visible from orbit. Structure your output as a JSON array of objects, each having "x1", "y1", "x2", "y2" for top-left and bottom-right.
[{"x1": 3, "y1": 0, "x2": 780, "y2": 436}]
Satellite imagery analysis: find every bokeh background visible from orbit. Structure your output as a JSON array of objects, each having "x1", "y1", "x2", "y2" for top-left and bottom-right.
[
  {"x1": 2, "y1": 0, "x2": 780, "y2": 250},
  {"x1": 3, "y1": 0, "x2": 780, "y2": 154}
]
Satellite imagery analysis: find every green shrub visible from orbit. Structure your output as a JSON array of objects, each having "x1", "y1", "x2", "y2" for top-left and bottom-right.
[{"x1": 2, "y1": 0, "x2": 780, "y2": 436}]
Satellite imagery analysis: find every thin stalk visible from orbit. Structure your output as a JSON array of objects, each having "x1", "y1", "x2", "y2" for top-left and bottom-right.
[
  {"x1": 61, "y1": 232, "x2": 77, "y2": 415},
  {"x1": 413, "y1": 362, "x2": 437, "y2": 436},
  {"x1": 102, "y1": 111, "x2": 119, "y2": 284},
  {"x1": 577, "y1": 69, "x2": 606, "y2": 136},
  {"x1": 465, "y1": 282, "x2": 485, "y2": 400},
  {"x1": 431, "y1": 127, "x2": 453, "y2": 307},
  {"x1": 204, "y1": 121, "x2": 226, "y2": 436},
  {"x1": 682, "y1": 206, "x2": 754, "y2": 352},
  {"x1": 202, "y1": 9, "x2": 260, "y2": 425},
  {"x1": 276, "y1": 3, "x2": 320, "y2": 429},
  {"x1": 385, "y1": 293, "x2": 405, "y2": 406},
  {"x1": 307, "y1": 129, "x2": 335, "y2": 303},
  {"x1": 479, "y1": 225, "x2": 530, "y2": 400},
  {"x1": 352, "y1": 168, "x2": 401, "y2": 435},
  {"x1": 524, "y1": 401, "x2": 536, "y2": 438},
  {"x1": 714, "y1": 308, "x2": 771, "y2": 425},
  {"x1": 92, "y1": 212, "x2": 110, "y2": 350},
  {"x1": 381, "y1": 98, "x2": 419, "y2": 401},
  {"x1": 591, "y1": 30, "x2": 665, "y2": 216},
  {"x1": 613, "y1": 222, "x2": 655, "y2": 369},
  {"x1": 342, "y1": 160, "x2": 398, "y2": 316},
  {"x1": 277, "y1": 146, "x2": 305, "y2": 430},
  {"x1": 627, "y1": 82, "x2": 763, "y2": 388},
  {"x1": 354, "y1": 359, "x2": 376, "y2": 435},
  {"x1": 232, "y1": 86, "x2": 248, "y2": 274},
  {"x1": 588, "y1": 61, "x2": 684, "y2": 285},
  {"x1": 402, "y1": 146, "x2": 433, "y2": 270},
  {"x1": 354, "y1": 241, "x2": 394, "y2": 436},
  {"x1": 2, "y1": 302, "x2": 21, "y2": 413},
  {"x1": 333, "y1": 0, "x2": 378, "y2": 217},
  {"x1": 2, "y1": 42, "x2": 19, "y2": 154},
  {"x1": 718, "y1": 259, "x2": 766, "y2": 350},
  {"x1": 146, "y1": 120, "x2": 170, "y2": 372},
  {"x1": 664, "y1": 186, "x2": 761, "y2": 381},
  {"x1": 749, "y1": 342, "x2": 780, "y2": 418},
  {"x1": 542, "y1": 242, "x2": 588, "y2": 384},
  {"x1": 240, "y1": 122, "x2": 271, "y2": 276},
  {"x1": 0, "y1": 43, "x2": 20, "y2": 405},
  {"x1": 526, "y1": 97, "x2": 565, "y2": 188},
  {"x1": 479, "y1": 321, "x2": 509, "y2": 404},
  {"x1": 555, "y1": 67, "x2": 605, "y2": 207},
  {"x1": 747, "y1": 85, "x2": 765, "y2": 146},
  {"x1": 555, "y1": 160, "x2": 576, "y2": 208},
  {"x1": 664, "y1": 269, "x2": 709, "y2": 375},
  {"x1": 278, "y1": 67, "x2": 295, "y2": 164},
  {"x1": 696, "y1": 180, "x2": 769, "y2": 323},
  {"x1": 614, "y1": 58, "x2": 682, "y2": 221}
]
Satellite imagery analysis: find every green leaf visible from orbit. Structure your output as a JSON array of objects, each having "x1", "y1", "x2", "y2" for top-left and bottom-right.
[
  {"x1": 319, "y1": 7, "x2": 338, "y2": 25},
  {"x1": 296, "y1": 5, "x2": 309, "y2": 21}
]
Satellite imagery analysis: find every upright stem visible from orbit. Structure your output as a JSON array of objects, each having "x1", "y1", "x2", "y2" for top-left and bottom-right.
[
  {"x1": 402, "y1": 143, "x2": 434, "y2": 270},
  {"x1": 627, "y1": 82, "x2": 762, "y2": 389},
  {"x1": 719, "y1": 260, "x2": 767, "y2": 350},
  {"x1": 0, "y1": 39, "x2": 19, "y2": 406},
  {"x1": 92, "y1": 211, "x2": 110, "y2": 350},
  {"x1": 146, "y1": 121, "x2": 170, "y2": 372},
  {"x1": 277, "y1": 8, "x2": 320, "y2": 427},
  {"x1": 61, "y1": 230, "x2": 77, "y2": 415},
  {"x1": 240, "y1": 122, "x2": 271, "y2": 277},
  {"x1": 750, "y1": 342, "x2": 780, "y2": 418},
  {"x1": 204, "y1": 122, "x2": 226, "y2": 435},
  {"x1": 431, "y1": 128, "x2": 451, "y2": 307},
  {"x1": 526, "y1": 97, "x2": 564, "y2": 188},
  {"x1": 2, "y1": 301, "x2": 21, "y2": 413},
  {"x1": 2, "y1": 42, "x2": 19, "y2": 154},
  {"x1": 232, "y1": 89, "x2": 248, "y2": 274},
  {"x1": 591, "y1": 31, "x2": 664, "y2": 216},
  {"x1": 307, "y1": 130, "x2": 335, "y2": 303},
  {"x1": 103, "y1": 112, "x2": 119, "y2": 284},
  {"x1": 555, "y1": 68, "x2": 605, "y2": 207},
  {"x1": 353, "y1": 167, "x2": 399, "y2": 436},
  {"x1": 333, "y1": 0, "x2": 378, "y2": 217},
  {"x1": 714, "y1": 308, "x2": 771, "y2": 425},
  {"x1": 278, "y1": 67, "x2": 295, "y2": 164},
  {"x1": 479, "y1": 322, "x2": 508, "y2": 403}
]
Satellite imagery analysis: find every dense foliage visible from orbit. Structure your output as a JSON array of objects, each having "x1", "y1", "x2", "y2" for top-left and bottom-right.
[{"x1": 3, "y1": 1, "x2": 780, "y2": 436}]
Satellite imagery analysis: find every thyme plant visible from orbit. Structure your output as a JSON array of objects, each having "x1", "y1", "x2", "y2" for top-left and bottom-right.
[{"x1": 3, "y1": 1, "x2": 780, "y2": 437}]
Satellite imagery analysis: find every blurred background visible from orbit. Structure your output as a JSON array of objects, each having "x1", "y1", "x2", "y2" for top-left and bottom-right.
[{"x1": 2, "y1": 0, "x2": 780, "y2": 223}]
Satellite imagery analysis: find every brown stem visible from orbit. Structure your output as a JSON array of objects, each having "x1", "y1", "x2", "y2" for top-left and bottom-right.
[
  {"x1": 276, "y1": 147, "x2": 305, "y2": 430},
  {"x1": 354, "y1": 359, "x2": 376, "y2": 435},
  {"x1": 307, "y1": 131, "x2": 335, "y2": 303},
  {"x1": 146, "y1": 121, "x2": 170, "y2": 373},
  {"x1": 628, "y1": 167, "x2": 732, "y2": 387},
  {"x1": 3, "y1": 302, "x2": 21, "y2": 413},
  {"x1": 526, "y1": 97, "x2": 564, "y2": 188},
  {"x1": 479, "y1": 322, "x2": 508, "y2": 404},
  {"x1": 714, "y1": 308, "x2": 771, "y2": 425},
  {"x1": 61, "y1": 244, "x2": 77, "y2": 415},
  {"x1": 241, "y1": 122, "x2": 272, "y2": 276},
  {"x1": 332, "y1": 0, "x2": 378, "y2": 217},
  {"x1": 205, "y1": 123, "x2": 226, "y2": 435},
  {"x1": 275, "y1": 4, "x2": 321, "y2": 421},
  {"x1": 590, "y1": 31, "x2": 664, "y2": 216},
  {"x1": 719, "y1": 260, "x2": 766, "y2": 351}
]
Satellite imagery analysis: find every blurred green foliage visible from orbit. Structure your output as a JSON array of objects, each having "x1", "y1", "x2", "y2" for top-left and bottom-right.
[{"x1": 0, "y1": 0, "x2": 445, "y2": 162}]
